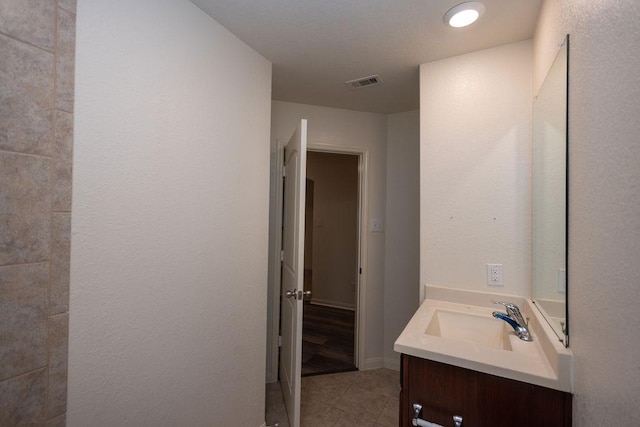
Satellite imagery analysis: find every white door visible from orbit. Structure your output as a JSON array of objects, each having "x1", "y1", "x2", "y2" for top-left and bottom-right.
[{"x1": 280, "y1": 119, "x2": 308, "y2": 427}]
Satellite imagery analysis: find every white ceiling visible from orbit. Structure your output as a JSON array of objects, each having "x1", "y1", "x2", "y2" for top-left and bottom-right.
[{"x1": 190, "y1": 0, "x2": 542, "y2": 114}]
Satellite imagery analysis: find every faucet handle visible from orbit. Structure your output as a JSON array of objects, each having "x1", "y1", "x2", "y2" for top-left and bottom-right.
[
  {"x1": 491, "y1": 300, "x2": 527, "y2": 326},
  {"x1": 491, "y1": 300, "x2": 517, "y2": 310}
]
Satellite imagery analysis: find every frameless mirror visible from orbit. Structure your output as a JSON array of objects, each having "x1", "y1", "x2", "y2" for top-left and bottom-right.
[{"x1": 532, "y1": 35, "x2": 569, "y2": 346}]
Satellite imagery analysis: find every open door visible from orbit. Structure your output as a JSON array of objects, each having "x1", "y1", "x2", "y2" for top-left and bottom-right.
[{"x1": 279, "y1": 119, "x2": 308, "y2": 427}]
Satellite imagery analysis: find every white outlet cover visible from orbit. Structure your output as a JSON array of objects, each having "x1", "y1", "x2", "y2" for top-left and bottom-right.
[{"x1": 486, "y1": 263, "x2": 504, "y2": 286}]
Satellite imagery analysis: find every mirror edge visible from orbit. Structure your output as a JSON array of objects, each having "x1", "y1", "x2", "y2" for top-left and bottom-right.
[
  {"x1": 564, "y1": 34, "x2": 570, "y2": 347},
  {"x1": 532, "y1": 33, "x2": 570, "y2": 347}
]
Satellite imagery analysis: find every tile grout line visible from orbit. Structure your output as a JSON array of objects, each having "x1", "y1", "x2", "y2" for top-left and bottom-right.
[
  {"x1": 0, "y1": 2, "x2": 71, "y2": 424},
  {"x1": 0, "y1": 261, "x2": 49, "y2": 269},
  {"x1": 0, "y1": 367, "x2": 47, "y2": 385},
  {"x1": 58, "y1": 5, "x2": 76, "y2": 15},
  {"x1": 325, "y1": 382, "x2": 350, "y2": 421},
  {"x1": 45, "y1": 3, "x2": 61, "y2": 422},
  {"x1": 339, "y1": 372, "x2": 391, "y2": 425},
  {"x1": 373, "y1": 394, "x2": 391, "y2": 425},
  {"x1": 0, "y1": 30, "x2": 55, "y2": 54},
  {"x1": 0, "y1": 148, "x2": 52, "y2": 160},
  {"x1": 280, "y1": 369, "x2": 400, "y2": 426},
  {"x1": 55, "y1": 2, "x2": 74, "y2": 421}
]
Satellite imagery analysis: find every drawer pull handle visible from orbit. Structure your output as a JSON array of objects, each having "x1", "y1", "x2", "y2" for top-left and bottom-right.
[{"x1": 412, "y1": 403, "x2": 463, "y2": 427}]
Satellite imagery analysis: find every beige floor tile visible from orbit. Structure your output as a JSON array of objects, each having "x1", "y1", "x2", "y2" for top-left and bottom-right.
[
  {"x1": 302, "y1": 375, "x2": 349, "y2": 406},
  {"x1": 321, "y1": 407, "x2": 377, "y2": 427},
  {"x1": 300, "y1": 397, "x2": 333, "y2": 427},
  {"x1": 325, "y1": 370, "x2": 361, "y2": 384},
  {"x1": 267, "y1": 369, "x2": 401, "y2": 427},
  {"x1": 344, "y1": 369, "x2": 401, "y2": 398},
  {"x1": 375, "y1": 394, "x2": 400, "y2": 426},
  {"x1": 373, "y1": 368, "x2": 401, "y2": 383},
  {"x1": 303, "y1": 373, "x2": 352, "y2": 389},
  {"x1": 333, "y1": 384, "x2": 389, "y2": 422}
]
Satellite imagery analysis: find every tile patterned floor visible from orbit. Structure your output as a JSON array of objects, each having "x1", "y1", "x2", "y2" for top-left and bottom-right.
[{"x1": 266, "y1": 368, "x2": 400, "y2": 427}]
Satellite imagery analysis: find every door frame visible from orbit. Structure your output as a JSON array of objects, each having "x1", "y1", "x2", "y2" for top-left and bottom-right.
[{"x1": 266, "y1": 140, "x2": 369, "y2": 382}]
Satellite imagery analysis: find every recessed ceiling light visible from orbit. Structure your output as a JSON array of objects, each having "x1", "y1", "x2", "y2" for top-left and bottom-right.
[{"x1": 444, "y1": 2, "x2": 486, "y2": 28}]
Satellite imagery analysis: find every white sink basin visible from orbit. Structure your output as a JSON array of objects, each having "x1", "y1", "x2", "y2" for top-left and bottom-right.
[
  {"x1": 425, "y1": 309, "x2": 512, "y2": 351},
  {"x1": 394, "y1": 295, "x2": 573, "y2": 392}
]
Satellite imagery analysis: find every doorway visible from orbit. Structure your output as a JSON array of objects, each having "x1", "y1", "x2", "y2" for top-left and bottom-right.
[
  {"x1": 266, "y1": 141, "x2": 369, "y2": 383},
  {"x1": 266, "y1": 132, "x2": 370, "y2": 426},
  {"x1": 302, "y1": 151, "x2": 359, "y2": 376}
]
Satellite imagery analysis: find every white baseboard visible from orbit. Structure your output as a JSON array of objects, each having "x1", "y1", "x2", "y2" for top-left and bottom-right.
[
  {"x1": 364, "y1": 357, "x2": 385, "y2": 370},
  {"x1": 384, "y1": 357, "x2": 400, "y2": 371},
  {"x1": 310, "y1": 298, "x2": 355, "y2": 311},
  {"x1": 364, "y1": 356, "x2": 400, "y2": 371}
]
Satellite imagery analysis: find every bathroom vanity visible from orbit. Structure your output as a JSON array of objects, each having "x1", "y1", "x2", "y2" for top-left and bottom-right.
[
  {"x1": 395, "y1": 292, "x2": 573, "y2": 427},
  {"x1": 399, "y1": 355, "x2": 571, "y2": 426}
]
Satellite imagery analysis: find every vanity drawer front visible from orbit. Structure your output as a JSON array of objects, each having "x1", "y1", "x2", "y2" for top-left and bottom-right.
[
  {"x1": 400, "y1": 354, "x2": 572, "y2": 427},
  {"x1": 401, "y1": 354, "x2": 479, "y2": 425}
]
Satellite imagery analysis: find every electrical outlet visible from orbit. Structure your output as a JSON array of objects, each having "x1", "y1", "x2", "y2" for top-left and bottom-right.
[{"x1": 487, "y1": 264, "x2": 504, "y2": 286}]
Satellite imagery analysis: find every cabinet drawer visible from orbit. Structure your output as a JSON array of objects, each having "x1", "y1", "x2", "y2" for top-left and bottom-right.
[{"x1": 400, "y1": 354, "x2": 571, "y2": 427}]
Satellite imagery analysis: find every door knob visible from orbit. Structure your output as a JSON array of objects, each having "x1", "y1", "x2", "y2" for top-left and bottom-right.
[
  {"x1": 285, "y1": 289, "x2": 297, "y2": 298},
  {"x1": 285, "y1": 290, "x2": 312, "y2": 299}
]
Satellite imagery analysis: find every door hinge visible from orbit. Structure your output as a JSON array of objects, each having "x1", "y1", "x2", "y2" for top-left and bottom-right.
[
  {"x1": 359, "y1": 267, "x2": 362, "y2": 274},
  {"x1": 280, "y1": 250, "x2": 284, "y2": 262},
  {"x1": 282, "y1": 165, "x2": 286, "y2": 177},
  {"x1": 278, "y1": 336, "x2": 282, "y2": 347}
]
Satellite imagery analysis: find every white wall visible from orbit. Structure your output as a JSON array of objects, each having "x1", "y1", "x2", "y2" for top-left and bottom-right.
[
  {"x1": 307, "y1": 152, "x2": 359, "y2": 309},
  {"x1": 384, "y1": 110, "x2": 420, "y2": 368},
  {"x1": 534, "y1": 0, "x2": 640, "y2": 424},
  {"x1": 420, "y1": 40, "x2": 533, "y2": 298},
  {"x1": 270, "y1": 101, "x2": 387, "y2": 367},
  {"x1": 69, "y1": 1, "x2": 271, "y2": 426}
]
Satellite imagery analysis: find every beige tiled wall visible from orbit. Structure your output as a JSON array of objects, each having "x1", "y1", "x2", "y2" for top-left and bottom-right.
[{"x1": 1, "y1": 1, "x2": 75, "y2": 425}]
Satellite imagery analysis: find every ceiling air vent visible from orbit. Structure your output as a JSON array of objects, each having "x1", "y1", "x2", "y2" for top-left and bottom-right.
[{"x1": 345, "y1": 74, "x2": 383, "y2": 90}]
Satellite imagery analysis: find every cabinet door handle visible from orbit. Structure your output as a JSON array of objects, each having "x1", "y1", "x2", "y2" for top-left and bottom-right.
[{"x1": 412, "y1": 403, "x2": 463, "y2": 427}]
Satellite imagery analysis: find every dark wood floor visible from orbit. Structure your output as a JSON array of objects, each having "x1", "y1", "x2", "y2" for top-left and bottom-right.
[{"x1": 302, "y1": 303, "x2": 356, "y2": 376}]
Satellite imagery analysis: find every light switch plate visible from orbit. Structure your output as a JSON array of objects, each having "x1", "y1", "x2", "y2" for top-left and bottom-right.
[{"x1": 558, "y1": 268, "x2": 566, "y2": 293}]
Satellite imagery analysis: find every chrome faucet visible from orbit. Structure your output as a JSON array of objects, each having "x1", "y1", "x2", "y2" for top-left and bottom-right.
[{"x1": 491, "y1": 300, "x2": 533, "y2": 341}]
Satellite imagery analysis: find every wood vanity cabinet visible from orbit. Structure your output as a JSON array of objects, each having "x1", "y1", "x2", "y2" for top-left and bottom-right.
[{"x1": 399, "y1": 354, "x2": 572, "y2": 427}]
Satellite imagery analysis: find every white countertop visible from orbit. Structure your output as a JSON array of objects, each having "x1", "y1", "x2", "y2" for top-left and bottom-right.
[{"x1": 394, "y1": 292, "x2": 573, "y2": 392}]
